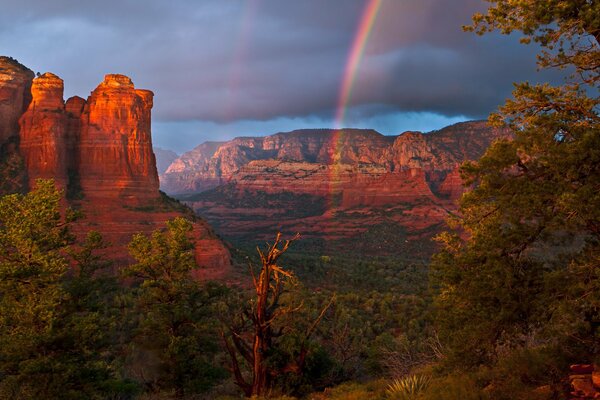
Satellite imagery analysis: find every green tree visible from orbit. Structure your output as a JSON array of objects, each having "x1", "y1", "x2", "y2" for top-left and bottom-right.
[
  {"x1": 432, "y1": 0, "x2": 600, "y2": 372},
  {"x1": 466, "y1": 0, "x2": 600, "y2": 84},
  {"x1": 64, "y1": 231, "x2": 137, "y2": 398},
  {"x1": 123, "y1": 217, "x2": 227, "y2": 398},
  {"x1": 0, "y1": 180, "x2": 127, "y2": 399},
  {"x1": 0, "y1": 180, "x2": 71, "y2": 398}
]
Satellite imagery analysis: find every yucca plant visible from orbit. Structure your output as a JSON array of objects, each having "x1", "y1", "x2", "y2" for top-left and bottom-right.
[{"x1": 385, "y1": 374, "x2": 431, "y2": 400}]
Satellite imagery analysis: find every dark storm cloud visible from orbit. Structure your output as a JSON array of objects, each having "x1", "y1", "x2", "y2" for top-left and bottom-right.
[{"x1": 1, "y1": 0, "x2": 559, "y2": 138}]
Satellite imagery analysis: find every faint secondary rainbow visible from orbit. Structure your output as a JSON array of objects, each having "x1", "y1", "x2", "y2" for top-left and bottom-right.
[{"x1": 224, "y1": 0, "x2": 261, "y2": 122}]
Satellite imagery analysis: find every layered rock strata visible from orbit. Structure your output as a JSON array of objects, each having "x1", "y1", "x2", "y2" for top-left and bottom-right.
[
  {"x1": 161, "y1": 122, "x2": 508, "y2": 198},
  {"x1": 79, "y1": 75, "x2": 159, "y2": 202},
  {"x1": 0, "y1": 57, "x2": 34, "y2": 145},
  {"x1": 0, "y1": 59, "x2": 230, "y2": 276},
  {"x1": 19, "y1": 73, "x2": 70, "y2": 189},
  {"x1": 170, "y1": 122, "x2": 510, "y2": 256}
]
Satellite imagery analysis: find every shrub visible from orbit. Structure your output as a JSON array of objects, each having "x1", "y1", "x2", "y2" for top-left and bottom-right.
[{"x1": 385, "y1": 375, "x2": 430, "y2": 400}]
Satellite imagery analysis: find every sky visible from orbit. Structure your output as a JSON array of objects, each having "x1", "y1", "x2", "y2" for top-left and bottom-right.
[{"x1": 1, "y1": 0, "x2": 561, "y2": 153}]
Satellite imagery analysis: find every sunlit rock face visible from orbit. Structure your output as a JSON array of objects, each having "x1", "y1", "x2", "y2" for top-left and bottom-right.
[
  {"x1": 0, "y1": 61, "x2": 231, "y2": 277},
  {"x1": 19, "y1": 73, "x2": 70, "y2": 189},
  {"x1": 161, "y1": 121, "x2": 509, "y2": 200},
  {"x1": 0, "y1": 57, "x2": 34, "y2": 145},
  {"x1": 171, "y1": 121, "x2": 511, "y2": 253},
  {"x1": 160, "y1": 129, "x2": 395, "y2": 194},
  {"x1": 79, "y1": 74, "x2": 159, "y2": 202}
]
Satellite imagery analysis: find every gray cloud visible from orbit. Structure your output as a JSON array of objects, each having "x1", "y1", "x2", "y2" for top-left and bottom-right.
[{"x1": 0, "y1": 0, "x2": 561, "y2": 150}]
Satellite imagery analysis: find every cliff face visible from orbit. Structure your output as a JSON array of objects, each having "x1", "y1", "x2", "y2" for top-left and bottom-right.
[
  {"x1": 0, "y1": 59, "x2": 230, "y2": 277},
  {"x1": 173, "y1": 122, "x2": 510, "y2": 256},
  {"x1": 162, "y1": 122, "x2": 508, "y2": 199},
  {"x1": 19, "y1": 73, "x2": 70, "y2": 189},
  {"x1": 0, "y1": 57, "x2": 33, "y2": 145},
  {"x1": 79, "y1": 75, "x2": 159, "y2": 202},
  {"x1": 163, "y1": 141, "x2": 224, "y2": 193},
  {"x1": 160, "y1": 129, "x2": 399, "y2": 194}
]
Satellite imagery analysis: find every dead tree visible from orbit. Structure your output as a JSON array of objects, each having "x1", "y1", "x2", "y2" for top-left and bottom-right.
[{"x1": 222, "y1": 233, "x2": 332, "y2": 397}]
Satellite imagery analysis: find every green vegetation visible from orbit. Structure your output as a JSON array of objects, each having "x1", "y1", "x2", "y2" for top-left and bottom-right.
[
  {"x1": 66, "y1": 168, "x2": 84, "y2": 200},
  {"x1": 185, "y1": 184, "x2": 328, "y2": 220},
  {"x1": 123, "y1": 217, "x2": 228, "y2": 397},
  {"x1": 1, "y1": 2, "x2": 598, "y2": 398},
  {"x1": 124, "y1": 190, "x2": 196, "y2": 218},
  {"x1": 0, "y1": 182, "x2": 229, "y2": 398},
  {"x1": 0, "y1": 138, "x2": 26, "y2": 195},
  {"x1": 0, "y1": 180, "x2": 131, "y2": 399},
  {"x1": 427, "y1": 0, "x2": 600, "y2": 397}
]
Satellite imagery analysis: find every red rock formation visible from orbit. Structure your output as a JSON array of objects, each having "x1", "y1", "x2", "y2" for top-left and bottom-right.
[
  {"x1": 0, "y1": 57, "x2": 34, "y2": 145},
  {"x1": 71, "y1": 74, "x2": 230, "y2": 274},
  {"x1": 161, "y1": 122, "x2": 509, "y2": 196},
  {"x1": 79, "y1": 74, "x2": 159, "y2": 203},
  {"x1": 65, "y1": 96, "x2": 86, "y2": 174},
  {"x1": 0, "y1": 62, "x2": 231, "y2": 277},
  {"x1": 341, "y1": 169, "x2": 435, "y2": 208},
  {"x1": 174, "y1": 122, "x2": 511, "y2": 256},
  {"x1": 19, "y1": 73, "x2": 70, "y2": 189},
  {"x1": 437, "y1": 167, "x2": 463, "y2": 200},
  {"x1": 163, "y1": 141, "x2": 225, "y2": 193}
]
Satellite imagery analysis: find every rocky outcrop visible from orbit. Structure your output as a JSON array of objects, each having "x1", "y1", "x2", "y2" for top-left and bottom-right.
[
  {"x1": 160, "y1": 129, "x2": 396, "y2": 194},
  {"x1": 79, "y1": 74, "x2": 159, "y2": 202},
  {"x1": 18, "y1": 73, "x2": 161, "y2": 202},
  {"x1": 161, "y1": 122, "x2": 508, "y2": 197},
  {"x1": 19, "y1": 73, "x2": 70, "y2": 189},
  {"x1": 0, "y1": 58, "x2": 230, "y2": 277},
  {"x1": 175, "y1": 122, "x2": 510, "y2": 256},
  {"x1": 0, "y1": 57, "x2": 34, "y2": 145}
]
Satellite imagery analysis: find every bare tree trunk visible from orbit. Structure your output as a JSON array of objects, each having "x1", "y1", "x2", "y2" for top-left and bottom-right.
[{"x1": 223, "y1": 233, "x2": 332, "y2": 397}]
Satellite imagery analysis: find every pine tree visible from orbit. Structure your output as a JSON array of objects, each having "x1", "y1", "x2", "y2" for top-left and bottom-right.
[
  {"x1": 123, "y1": 217, "x2": 227, "y2": 398},
  {"x1": 0, "y1": 180, "x2": 127, "y2": 399},
  {"x1": 432, "y1": 0, "x2": 600, "y2": 369}
]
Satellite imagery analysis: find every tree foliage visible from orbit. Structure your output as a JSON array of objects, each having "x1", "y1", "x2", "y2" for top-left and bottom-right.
[
  {"x1": 465, "y1": 0, "x2": 600, "y2": 84},
  {"x1": 0, "y1": 180, "x2": 127, "y2": 399},
  {"x1": 123, "y1": 217, "x2": 227, "y2": 398},
  {"x1": 432, "y1": 0, "x2": 600, "y2": 374}
]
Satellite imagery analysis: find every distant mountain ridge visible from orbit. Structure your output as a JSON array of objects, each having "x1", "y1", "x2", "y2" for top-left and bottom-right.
[
  {"x1": 160, "y1": 122, "x2": 508, "y2": 196},
  {"x1": 162, "y1": 121, "x2": 511, "y2": 254},
  {"x1": 154, "y1": 147, "x2": 179, "y2": 174}
]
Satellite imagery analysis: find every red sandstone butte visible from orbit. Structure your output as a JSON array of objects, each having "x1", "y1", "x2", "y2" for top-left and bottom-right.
[
  {"x1": 72, "y1": 74, "x2": 230, "y2": 276},
  {"x1": 19, "y1": 73, "x2": 70, "y2": 189},
  {"x1": 0, "y1": 57, "x2": 34, "y2": 145},
  {"x1": 1, "y1": 60, "x2": 230, "y2": 277},
  {"x1": 79, "y1": 74, "x2": 159, "y2": 202}
]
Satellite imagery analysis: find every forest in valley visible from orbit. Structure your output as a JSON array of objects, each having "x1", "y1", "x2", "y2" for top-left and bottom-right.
[{"x1": 0, "y1": 1, "x2": 599, "y2": 399}]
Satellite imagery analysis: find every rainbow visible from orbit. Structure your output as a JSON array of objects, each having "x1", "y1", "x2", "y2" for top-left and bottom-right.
[
  {"x1": 326, "y1": 0, "x2": 382, "y2": 217},
  {"x1": 334, "y1": 0, "x2": 382, "y2": 130}
]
